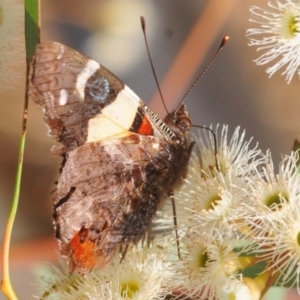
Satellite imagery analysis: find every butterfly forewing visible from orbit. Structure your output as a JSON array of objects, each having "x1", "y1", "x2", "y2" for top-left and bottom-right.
[{"x1": 30, "y1": 42, "x2": 143, "y2": 155}]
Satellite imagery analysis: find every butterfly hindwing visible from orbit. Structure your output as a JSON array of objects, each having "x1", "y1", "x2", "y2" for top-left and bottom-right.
[{"x1": 55, "y1": 134, "x2": 184, "y2": 272}]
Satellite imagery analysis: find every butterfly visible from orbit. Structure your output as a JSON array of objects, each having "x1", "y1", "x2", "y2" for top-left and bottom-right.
[{"x1": 29, "y1": 42, "x2": 192, "y2": 273}]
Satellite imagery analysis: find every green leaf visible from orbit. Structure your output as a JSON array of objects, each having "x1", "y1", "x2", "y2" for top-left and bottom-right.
[
  {"x1": 25, "y1": 0, "x2": 40, "y2": 61},
  {"x1": 241, "y1": 260, "x2": 266, "y2": 278},
  {"x1": 1, "y1": 1, "x2": 39, "y2": 299}
]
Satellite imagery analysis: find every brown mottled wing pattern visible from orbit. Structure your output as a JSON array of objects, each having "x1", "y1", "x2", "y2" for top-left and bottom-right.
[
  {"x1": 54, "y1": 133, "x2": 189, "y2": 272},
  {"x1": 29, "y1": 42, "x2": 125, "y2": 156},
  {"x1": 29, "y1": 42, "x2": 192, "y2": 273}
]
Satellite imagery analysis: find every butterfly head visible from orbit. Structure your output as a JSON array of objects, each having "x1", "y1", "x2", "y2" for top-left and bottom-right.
[{"x1": 164, "y1": 103, "x2": 192, "y2": 143}]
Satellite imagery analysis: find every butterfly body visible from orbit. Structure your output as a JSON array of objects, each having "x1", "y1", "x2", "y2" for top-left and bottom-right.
[{"x1": 29, "y1": 42, "x2": 192, "y2": 272}]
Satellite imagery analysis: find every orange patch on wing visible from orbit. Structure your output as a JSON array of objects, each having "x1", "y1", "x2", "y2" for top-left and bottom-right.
[
  {"x1": 68, "y1": 228, "x2": 98, "y2": 272},
  {"x1": 137, "y1": 115, "x2": 153, "y2": 135}
]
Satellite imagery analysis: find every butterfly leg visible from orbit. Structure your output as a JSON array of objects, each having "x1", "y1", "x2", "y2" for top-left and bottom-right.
[
  {"x1": 170, "y1": 191, "x2": 181, "y2": 260},
  {"x1": 170, "y1": 141, "x2": 195, "y2": 259},
  {"x1": 119, "y1": 243, "x2": 129, "y2": 263}
]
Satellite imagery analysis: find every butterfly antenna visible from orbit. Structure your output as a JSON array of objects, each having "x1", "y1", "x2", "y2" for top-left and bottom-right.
[
  {"x1": 141, "y1": 16, "x2": 170, "y2": 115},
  {"x1": 175, "y1": 35, "x2": 229, "y2": 114}
]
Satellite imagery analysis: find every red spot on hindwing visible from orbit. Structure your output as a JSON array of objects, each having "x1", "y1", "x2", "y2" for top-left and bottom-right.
[
  {"x1": 68, "y1": 227, "x2": 98, "y2": 272},
  {"x1": 67, "y1": 226, "x2": 114, "y2": 272}
]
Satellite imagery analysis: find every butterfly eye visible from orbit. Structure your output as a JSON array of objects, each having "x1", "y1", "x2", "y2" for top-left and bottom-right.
[{"x1": 176, "y1": 115, "x2": 192, "y2": 134}]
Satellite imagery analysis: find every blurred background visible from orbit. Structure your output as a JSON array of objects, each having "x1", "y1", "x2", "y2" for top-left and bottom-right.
[{"x1": 0, "y1": 0, "x2": 299, "y2": 298}]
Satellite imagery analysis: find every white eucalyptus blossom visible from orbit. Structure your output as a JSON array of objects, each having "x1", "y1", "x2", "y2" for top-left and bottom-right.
[
  {"x1": 180, "y1": 173, "x2": 250, "y2": 239},
  {"x1": 244, "y1": 152, "x2": 300, "y2": 240},
  {"x1": 218, "y1": 276, "x2": 261, "y2": 300},
  {"x1": 189, "y1": 125, "x2": 262, "y2": 179},
  {"x1": 38, "y1": 239, "x2": 169, "y2": 300},
  {"x1": 250, "y1": 200, "x2": 300, "y2": 293},
  {"x1": 167, "y1": 237, "x2": 241, "y2": 300},
  {"x1": 247, "y1": 0, "x2": 300, "y2": 83},
  {"x1": 177, "y1": 125, "x2": 263, "y2": 239}
]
